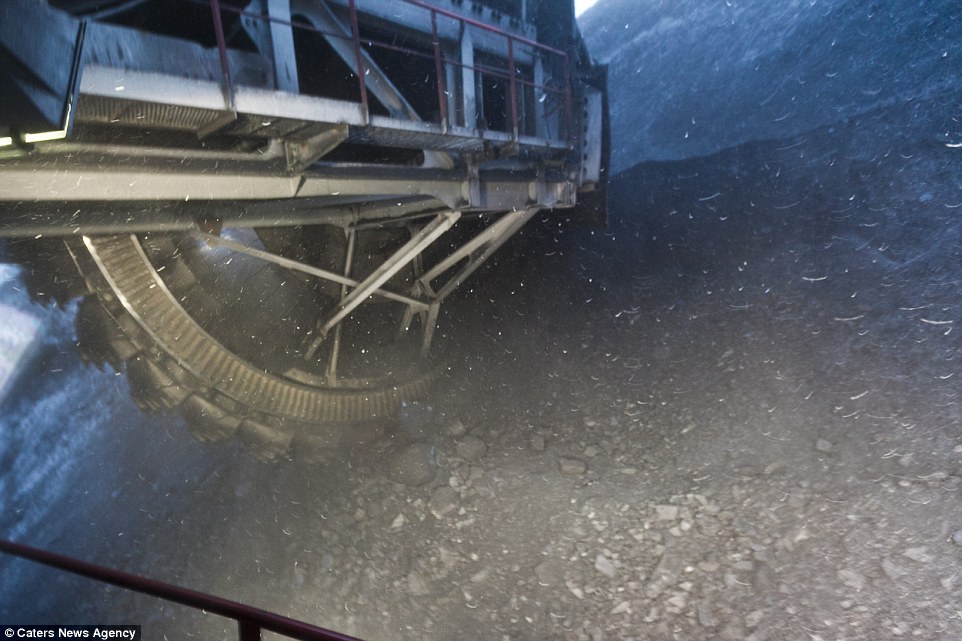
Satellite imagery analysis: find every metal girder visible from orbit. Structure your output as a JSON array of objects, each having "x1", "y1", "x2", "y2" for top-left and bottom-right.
[
  {"x1": 305, "y1": 210, "x2": 462, "y2": 358},
  {"x1": 324, "y1": 227, "x2": 355, "y2": 384},
  {"x1": 459, "y1": 27, "x2": 477, "y2": 129},
  {"x1": 398, "y1": 207, "x2": 539, "y2": 356},
  {"x1": 0, "y1": 196, "x2": 450, "y2": 238},
  {"x1": 417, "y1": 301, "x2": 442, "y2": 360},
  {"x1": 175, "y1": 208, "x2": 539, "y2": 365},
  {"x1": 418, "y1": 208, "x2": 537, "y2": 299},
  {"x1": 194, "y1": 231, "x2": 428, "y2": 310},
  {"x1": 0, "y1": 163, "x2": 571, "y2": 213},
  {"x1": 0, "y1": 168, "x2": 349, "y2": 205},
  {"x1": 284, "y1": 124, "x2": 349, "y2": 170},
  {"x1": 267, "y1": 0, "x2": 299, "y2": 93},
  {"x1": 291, "y1": 0, "x2": 418, "y2": 122},
  {"x1": 290, "y1": 0, "x2": 452, "y2": 169},
  {"x1": 323, "y1": 0, "x2": 538, "y2": 62}
]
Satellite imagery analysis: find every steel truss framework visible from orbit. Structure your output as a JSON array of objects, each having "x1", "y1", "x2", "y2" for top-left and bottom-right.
[
  {"x1": 0, "y1": 0, "x2": 604, "y2": 388},
  {"x1": 190, "y1": 206, "x2": 536, "y2": 381}
]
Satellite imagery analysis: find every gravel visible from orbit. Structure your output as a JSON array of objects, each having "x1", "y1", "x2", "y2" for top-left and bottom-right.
[
  {"x1": 384, "y1": 442, "x2": 437, "y2": 487},
  {"x1": 443, "y1": 419, "x2": 467, "y2": 437},
  {"x1": 6, "y1": 6, "x2": 962, "y2": 640},
  {"x1": 558, "y1": 456, "x2": 588, "y2": 475},
  {"x1": 902, "y1": 547, "x2": 934, "y2": 564},
  {"x1": 529, "y1": 434, "x2": 547, "y2": 451},
  {"x1": 428, "y1": 486, "x2": 459, "y2": 518},
  {"x1": 593, "y1": 554, "x2": 617, "y2": 578},
  {"x1": 654, "y1": 505, "x2": 679, "y2": 521},
  {"x1": 838, "y1": 568, "x2": 867, "y2": 592},
  {"x1": 535, "y1": 558, "x2": 566, "y2": 587},
  {"x1": 454, "y1": 435, "x2": 487, "y2": 462}
]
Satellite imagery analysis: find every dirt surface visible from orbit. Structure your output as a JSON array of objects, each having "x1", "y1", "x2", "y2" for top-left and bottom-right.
[
  {"x1": 3, "y1": 2, "x2": 962, "y2": 639},
  {"x1": 3, "y1": 93, "x2": 962, "y2": 640}
]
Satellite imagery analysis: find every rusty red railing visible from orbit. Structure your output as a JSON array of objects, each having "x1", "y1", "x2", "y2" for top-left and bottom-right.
[
  {"x1": 193, "y1": 0, "x2": 572, "y2": 142},
  {"x1": 0, "y1": 538, "x2": 363, "y2": 641},
  {"x1": 347, "y1": 0, "x2": 369, "y2": 117}
]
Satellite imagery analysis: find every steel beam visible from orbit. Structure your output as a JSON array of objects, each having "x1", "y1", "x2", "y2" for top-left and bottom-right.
[
  {"x1": 0, "y1": 164, "x2": 571, "y2": 212},
  {"x1": 305, "y1": 211, "x2": 461, "y2": 357},
  {"x1": 400, "y1": 208, "x2": 538, "y2": 355},
  {"x1": 0, "y1": 167, "x2": 466, "y2": 202},
  {"x1": 419, "y1": 301, "x2": 442, "y2": 359},
  {"x1": 419, "y1": 208, "x2": 537, "y2": 299},
  {"x1": 268, "y1": 0, "x2": 299, "y2": 93},
  {"x1": 0, "y1": 196, "x2": 449, "y2": 238},
  {"x1": 284, "y1": 124, "x2": 349, "y2": 170},
  {"x1": 460, "y1": 27, "x2": 477, "y2": 129},
  {"x1": 290, "y1": 0, "x2": 454, "y2": 169},
  {"x1": 323, "y1": 0, "x2": 537, "y2": 61},
  {"x1": 291, "y1": 0, "x2": 417, "y2": 121},
  {"x1": 194, "y1": 232, "x2": 428, "y2": 310},
  {"x1": 325, "y1": 227, "x2": 355, "y2": 384}
]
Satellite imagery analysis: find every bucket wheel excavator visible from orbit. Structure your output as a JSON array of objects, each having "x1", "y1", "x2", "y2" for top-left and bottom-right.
[{"x1": 0, "y1": 0, "x2": 608, "y2": 460}]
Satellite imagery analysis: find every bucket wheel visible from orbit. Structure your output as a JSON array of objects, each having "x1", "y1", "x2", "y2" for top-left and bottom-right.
[
  {"x1": 18, "y1": 207, "x2": 538, "y2": 462},
  {"x1": 65, "y1": 224, "x2": 439, "y2": 462}
]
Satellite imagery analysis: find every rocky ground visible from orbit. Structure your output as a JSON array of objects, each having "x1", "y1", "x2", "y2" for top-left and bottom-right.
[
  {"x1": 3, "y1": 2, "x2": 962, "y2": 640},
  {"x1": 3, "y1": 97, "x2": 962, "y2": 640}
]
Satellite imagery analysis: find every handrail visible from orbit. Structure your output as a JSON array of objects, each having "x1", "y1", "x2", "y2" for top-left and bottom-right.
[
  {"x1": 0, "y1": 538, "x2": 363, "y2": 641},
  {"x1": 347, "y1": 0, "x2": 369, "y2": 120},
  {"x1": 196, "y1": 0, "x2": 572, "y2": 143},
  {"x1": 399, "y1": 0, "x2": 566, "y2": 56},
  {"x1": 362, "y1": 0, "x2": 573, "y2": 141},
  {"x1": 430, "y1": 9, "x2": 449, "y2": 130},
  {"x1": 208, "y1": 0, "x2": 235, "y2": 111}
]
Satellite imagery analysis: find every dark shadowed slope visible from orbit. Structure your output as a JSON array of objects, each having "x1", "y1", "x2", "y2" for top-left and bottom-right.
[{"x1": 580, "y1": 0, "x2": 961, "y2": 168}]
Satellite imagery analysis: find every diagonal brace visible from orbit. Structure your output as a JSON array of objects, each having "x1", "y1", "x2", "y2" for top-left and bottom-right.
[
  {"x1": 306, "y1": 210, "x2": 461, "y2": 358},
  {"x1": 421, "y1": 208, "x2": 538, "y2": 301},
  {"x1": 193, "y1": 231, "x2": 428, "y2": 310},
  {"x1": 295, "y1": 0, "x2": 451, "y2": 169},
  {"x1": 400, "y1": 208, "x2": 538, "y2": 357}
]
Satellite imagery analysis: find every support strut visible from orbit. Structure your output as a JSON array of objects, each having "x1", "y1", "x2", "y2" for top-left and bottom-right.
[
  {"x1": 191, "y1": 207, "x2": 537, "y2": 376},
  {"x1": 304, "y1": 211, "x2": 462, "y2": 358},
  {"x1": 193, "y1": 232, "x2": 428, "y2": 310},
  {"x1": 399, "y1": 207, "x2": 539, "y2": 356},
  {"x1": 325, "y1": 227, "x2": 356, "y2": 384}
]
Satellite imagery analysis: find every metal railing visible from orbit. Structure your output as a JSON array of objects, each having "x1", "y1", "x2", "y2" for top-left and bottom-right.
[
  {"x1": 196, "y1": 0, "x2": 573, "y2": 143},
  {"x1": 0, "y1": 538, "x2": 363, "y2": 641}
]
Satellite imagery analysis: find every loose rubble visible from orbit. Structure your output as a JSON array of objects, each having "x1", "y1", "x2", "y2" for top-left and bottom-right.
[
  {"x1": 7, "y1": 14, "x2": 962, "y2": 638},
  {"x1": 385, "y1": 442, "x2": 437, "y2": 487}
]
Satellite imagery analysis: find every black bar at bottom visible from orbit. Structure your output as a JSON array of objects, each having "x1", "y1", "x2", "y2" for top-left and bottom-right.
[
  {"x1": 239, "y1": 620, "x2": 262, "y2": 641},
  {"x1": 0, "y1": 539, "x2": 362, "y2": 641}
]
